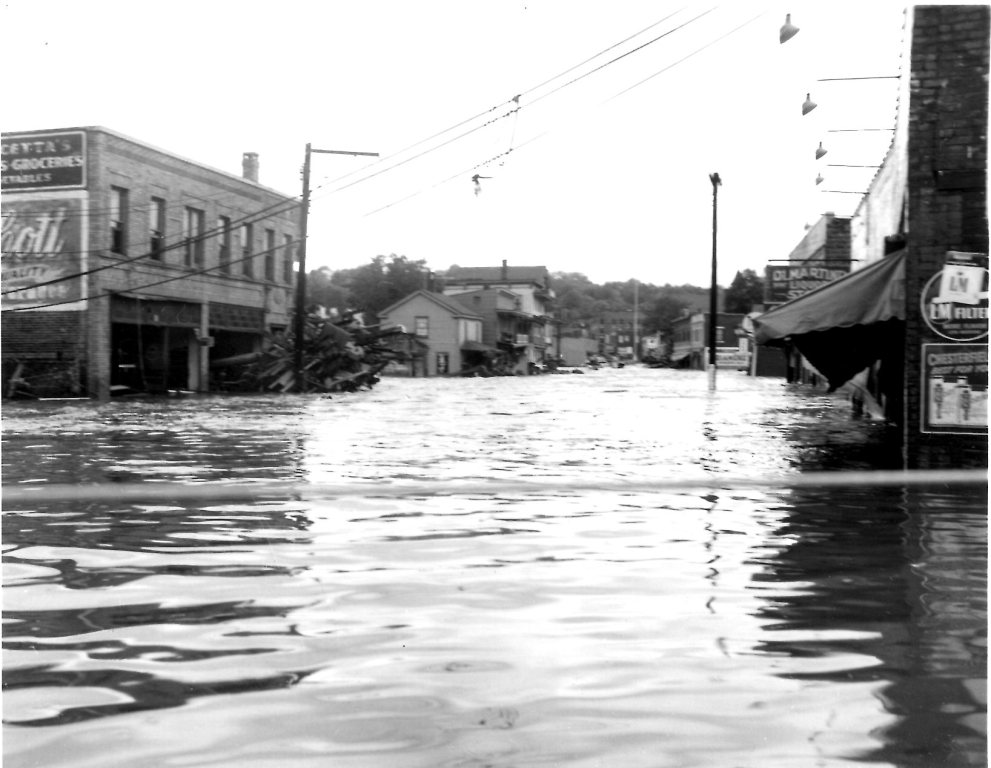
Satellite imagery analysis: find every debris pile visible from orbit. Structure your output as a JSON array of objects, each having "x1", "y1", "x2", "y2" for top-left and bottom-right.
[{"x1": 211, "y1": 311, "x2": 413, "y2": 394}]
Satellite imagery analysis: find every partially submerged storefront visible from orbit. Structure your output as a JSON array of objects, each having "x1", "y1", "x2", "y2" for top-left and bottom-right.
[
  {"x1": 753, "y1": 6, "x2": 988, "y2": 468},
  {"x1": 752, "y1": 251, "x2": 907, "y2": 417}
]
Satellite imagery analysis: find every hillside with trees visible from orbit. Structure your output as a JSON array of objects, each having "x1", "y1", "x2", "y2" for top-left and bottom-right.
[{"x1": 305, "y1": 256, "x2": 765, "y2": 333}]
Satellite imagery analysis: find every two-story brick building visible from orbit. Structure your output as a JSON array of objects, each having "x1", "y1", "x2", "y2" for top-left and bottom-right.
[{"x1": 2, "y1": 127, "x2": 299, "y2": 398}]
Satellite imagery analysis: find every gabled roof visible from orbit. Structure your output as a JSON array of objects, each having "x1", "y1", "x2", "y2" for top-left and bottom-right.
[
  {"x1": 378, "y1": 289, "x2": 483, "y2": 319},
  {"x1": 444, "y1": 265, "x2": 549, "y2": 286}
]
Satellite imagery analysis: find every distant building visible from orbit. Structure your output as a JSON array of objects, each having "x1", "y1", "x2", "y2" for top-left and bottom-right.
[
  {"x1": 2, "y1": 127, "x2": 299, "y2": 398},
  {"x1": 442, "y1": 261, "x2": 556, "y2": 372},
  {"x1": 377, "y1": 289, "x2": 487, "y2": 376},
  {"x1": 670, "y1": 312, "x2": 746, "y2": 370}
]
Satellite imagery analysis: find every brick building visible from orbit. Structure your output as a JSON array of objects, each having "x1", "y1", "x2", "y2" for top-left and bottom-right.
[
  {"x1": 2, "y1": 127, "x2": 299, "y2": 398},
  {"x1": 753, "y1": 5, "x2": 988, "y2": 468}
]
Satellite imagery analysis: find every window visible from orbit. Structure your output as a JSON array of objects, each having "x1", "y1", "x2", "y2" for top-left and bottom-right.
[
  {"x1": 183, "y1": 207, "x2": 205, "y2": 267},
  {"x1": 218, "y1": 216, "x2": 232, "y2": 274},
  {"x1": 282, "y1": 234, "x2": 294, "y2": 284},
  {"x1": 436, "y1": 352, "x2": 449, "y2": 374},
  {"x1": 241, "y1": 223, "x2": 253, "y2": 277},
  {"x1": 264, "y1": 228, "x2": 276, "y2": 281},
  {"x1": 149, "y1": 197, "x2": 165, "y2": 259},
  {"x1": 414, "y1": 316, "x2": 429, "y2": 337},
  {"x1": 110, "y1": 187, "x2": 128, "y2": 254}
]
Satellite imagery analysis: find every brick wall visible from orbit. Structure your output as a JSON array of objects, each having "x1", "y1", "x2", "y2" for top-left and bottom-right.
[
  {"x1": 1, "y1": 311, "x2": 87, "y2": 395},
  {"x1": 904, "y1": 5, "x2": 989, "y2": 467}
]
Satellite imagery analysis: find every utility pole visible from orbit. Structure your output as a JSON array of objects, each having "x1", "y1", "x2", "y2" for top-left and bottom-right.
[
  {"x1": 632, "y1": 279, "x2": 639, "y2": 362},
  {"x1": 708, "y1": 172, "x2": 721, "y2": 391},
  {"x1": 294, "y1": 143, "x2": 379, "y2": 391}
]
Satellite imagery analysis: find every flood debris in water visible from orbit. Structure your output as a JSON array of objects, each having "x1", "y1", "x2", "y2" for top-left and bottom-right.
[{"x1": 211, "y1": 310, "x2": 415, "y2": 394}]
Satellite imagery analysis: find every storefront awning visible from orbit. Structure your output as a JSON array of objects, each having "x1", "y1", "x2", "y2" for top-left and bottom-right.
[
  {"x1": 753, "y1": 251, "x2": 905, "y2": 343},
  {"x1": 751, "y1": 251, "x2": 906, "y2": 391}
]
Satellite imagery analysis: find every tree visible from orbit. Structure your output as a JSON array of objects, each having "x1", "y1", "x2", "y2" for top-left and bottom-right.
[
  {"x1": 724, "y1": 269, "x2": 765, "y2": 313},
  {"x1": 346, "y1": 254, "x2": 429, "y2": 320}
]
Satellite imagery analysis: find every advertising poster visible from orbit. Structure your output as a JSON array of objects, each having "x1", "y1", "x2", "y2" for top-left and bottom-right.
[
  {"x1": 921, "y1": 343, "x2": 988, "y2": 435},
  {"x1": 1, "y1": 192, "x2": 87, "y2": 309},
  {"x1": 920, "y1": 251, "x2": 989, "y2": 342}
]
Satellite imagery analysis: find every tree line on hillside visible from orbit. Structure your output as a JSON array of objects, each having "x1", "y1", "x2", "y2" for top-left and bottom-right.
[{"x1": 305, "y1": 254, "x2": 765, "y2": 335}]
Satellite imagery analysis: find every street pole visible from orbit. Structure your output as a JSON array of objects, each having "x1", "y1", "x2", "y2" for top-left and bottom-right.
[
  {"x1": 293, "y1": 144, "x2": 379, "y2": 392},
  {"x1": 708, "y1": 172, "x2": 721, "y2": 391}
]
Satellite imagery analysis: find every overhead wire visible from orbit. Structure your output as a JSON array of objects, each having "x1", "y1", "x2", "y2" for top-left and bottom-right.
[
  {"x1": 361, "y1": 8, "x2": 762, "y2": 218},
  {"x1": 2, "y1": 235, "x2": 302, "y2": 313}
]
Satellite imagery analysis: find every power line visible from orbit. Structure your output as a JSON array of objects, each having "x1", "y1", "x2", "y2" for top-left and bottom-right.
[
  {"x1": 2, "y1": 197, "x2": 300, "y2": 294},
  {"x1": 362, "y1": 9, "x2": 763, "y2": 218},
  {"x1": 2, "y1": 236, "x2": 302, "y2": 313},
  {"x1": 310, "y1": 9, "x2": 716, "y2": 203}
]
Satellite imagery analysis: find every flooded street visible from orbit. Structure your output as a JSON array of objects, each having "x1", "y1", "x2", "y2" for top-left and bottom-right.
[{"x1": 2, "y1": 367, "x2": 986, "y2": 768}]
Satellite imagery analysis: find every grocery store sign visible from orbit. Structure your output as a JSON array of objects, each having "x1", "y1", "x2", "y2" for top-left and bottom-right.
[{"x1": 1, "y1": 130, "x2": 87, "y2": 190}]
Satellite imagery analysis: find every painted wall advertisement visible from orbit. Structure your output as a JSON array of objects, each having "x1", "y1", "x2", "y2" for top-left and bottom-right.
[
  {"x1": 765, "y1": 263, "x2": 850, "y2": 303},
  {"x1": 1, "y1": 193, "x2": 87, "y2": 309},
  {"x1": 1, "y1": 131, "x2": 87, "y2": 191}
]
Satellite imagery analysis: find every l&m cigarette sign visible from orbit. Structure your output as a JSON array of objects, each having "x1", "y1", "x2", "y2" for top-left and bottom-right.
[
  {"x1": 921, "y1": 252, "x2": 988, "y2": 342},
  {"x1": 1, "y1": 131, "x2": 87, "y2": 191}
]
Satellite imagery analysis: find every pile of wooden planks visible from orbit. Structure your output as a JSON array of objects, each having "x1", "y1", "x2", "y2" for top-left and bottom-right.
[{"x1": 211, "y1": 314, "x2": 412, "y2": 394}]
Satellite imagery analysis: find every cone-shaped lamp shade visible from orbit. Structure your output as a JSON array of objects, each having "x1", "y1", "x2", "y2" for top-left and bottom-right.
[
  {"x1": 802, "y1": 93, "x2": 817, "y2": 115},
  {"x1": 815, "y1": 142, "x2": 828, "y2": 159},
  {"x1": 780, "y1": 13, "x2": 799, "y2": 44},
  {"x1": 816, "y1": 174, "x2": 824, "y2": 185}
]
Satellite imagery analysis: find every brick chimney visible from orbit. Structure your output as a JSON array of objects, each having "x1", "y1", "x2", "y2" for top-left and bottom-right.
[
  {"x1": 501, "y1": 259, "x2": 508, "y2": 280},
  {"x1": 242, "y1": 152, "x2": 259, "y2": 183}
]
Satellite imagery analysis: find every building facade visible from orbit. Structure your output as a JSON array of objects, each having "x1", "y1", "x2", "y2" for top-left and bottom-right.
[
  {"x1": 2, "y1": 127, "x2": 299, "y2": 399},
  {"x1": 377, "y1": 290, "x2": 486, "y2": 376},
  {"x1": 671, "y1": 311, "x2": 746, "y2": 370},
  {"x1": 442, "y1": 262, "x2": 556, "y2": 372},
  {"x1": 752, "y1": 6, "x2": 988, "y2": 467}
]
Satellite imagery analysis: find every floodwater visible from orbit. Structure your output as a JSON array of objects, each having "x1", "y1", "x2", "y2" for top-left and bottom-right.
[{"x1": 2, "y1": 367, "x2": 986, "y2": 768}]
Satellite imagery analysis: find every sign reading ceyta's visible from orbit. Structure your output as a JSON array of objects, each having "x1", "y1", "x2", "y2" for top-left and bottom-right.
[
  {"x1": 1, "y1": 194, "x2": 86, "y2": 306},
  {"x1": 764, "y1": 263, "x2": 850, "y2": 303},
  {"x1": 921, "y1": 252, "x2": 989, "y2": 342},
  {"x1": 1, "y1": 131, "x2": 87, "y2": 190},
  {"x1": 922, "y1": 343, "x2": 988, "y2": 434}
]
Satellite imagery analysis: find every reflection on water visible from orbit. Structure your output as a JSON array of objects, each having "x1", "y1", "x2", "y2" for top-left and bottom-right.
[{"x1": 2, "y1": 369, "x2": 986, "y2": 768}]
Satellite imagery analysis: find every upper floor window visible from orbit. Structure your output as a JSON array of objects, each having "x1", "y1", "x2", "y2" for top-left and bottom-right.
[
  {"x1": 218, "y1": 216, "x2": 232, "y2": 274},
  {"x1": 110, "y1": 186, "x2": 128, "y2": 255},
  {"x1": 264, "y1": 228, "x2": 276, "y2": 281},
  {"x1": 241, "y1": 223, "x2": 253, "y2": 277},
  {"x1": 183, "y1": 207, "x2": 205, "y2": 267},
  {"x1": 148, "y1": 196, "x2": 165, "y2": 260},
  {"x1": 282, "y1": 234, "x2": 294, "y2": 284},
  {"x1": 415, "y1": 316, "x2": 429, "y2": 337}
]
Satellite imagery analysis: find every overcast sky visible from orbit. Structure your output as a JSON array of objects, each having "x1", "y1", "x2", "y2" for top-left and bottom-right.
[{"x1": 4, "y1": 1, "x2": 929, "y2": 287}]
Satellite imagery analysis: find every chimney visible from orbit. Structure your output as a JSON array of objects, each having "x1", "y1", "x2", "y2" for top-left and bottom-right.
[
  {"x1": 501, "y1": 259, "x2": 508, "y2": 280},
  {"x1": 242, "y1": 152, "x2": 259, "y2": 183}
]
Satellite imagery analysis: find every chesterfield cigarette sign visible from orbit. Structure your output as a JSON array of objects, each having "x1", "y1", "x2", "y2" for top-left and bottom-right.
[{"x1": 1, "y1": 131, "x2": 87, "y2": 190}]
